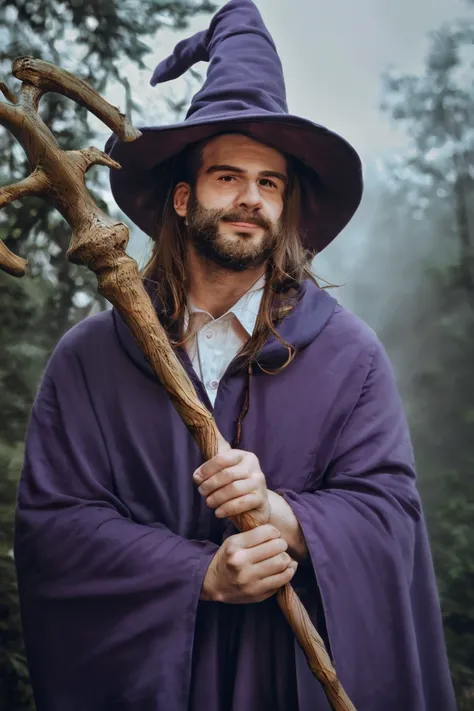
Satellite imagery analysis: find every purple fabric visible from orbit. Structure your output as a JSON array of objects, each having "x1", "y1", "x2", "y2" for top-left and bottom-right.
[
  {"x1": 105, "y1": 0, "x2": 363, "y2": 254},
  {"x1": 150, "y1": 0, "x2": 288, "y2": 118},
  {"x1": 15, "y1": 280, "x2": 455, "y2": 710}
]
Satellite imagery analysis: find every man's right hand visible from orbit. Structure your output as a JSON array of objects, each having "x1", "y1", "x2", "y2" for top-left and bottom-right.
[{"x1": 201, "y1": 524, "x2": 298, "y2": 604}]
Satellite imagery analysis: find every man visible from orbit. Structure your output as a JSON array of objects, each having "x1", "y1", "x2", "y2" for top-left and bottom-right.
[{"x1": 14, "y1": 1, "x2": 456, "y2": 710}]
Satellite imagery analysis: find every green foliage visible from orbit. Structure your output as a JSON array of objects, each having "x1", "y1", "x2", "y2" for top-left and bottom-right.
[
  {"x1": 0, "y1": 556, "x2": 34, "y2": 711},
  {"x1": 0, "y1": 273, "x2": 48, "y2": 709},
  {"x1": 0, "y1": 1, "x2": 215, "y2": 707},
  {"x1": 0, "y1": 439, "x2": 34, "y2": 711}
]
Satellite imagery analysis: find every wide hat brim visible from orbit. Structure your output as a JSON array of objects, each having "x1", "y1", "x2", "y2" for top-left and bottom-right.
[{"x1": 106, "y1": 112, "x2": 363, "y2": 254}]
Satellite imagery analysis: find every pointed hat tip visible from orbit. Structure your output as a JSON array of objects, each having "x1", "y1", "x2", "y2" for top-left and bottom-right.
[
  {"x1": 149, "y1": 0, "x2": 265, "y2": 87},
  {"x1": 150, "y1": 29, "x2": 209, "y2": 86}
]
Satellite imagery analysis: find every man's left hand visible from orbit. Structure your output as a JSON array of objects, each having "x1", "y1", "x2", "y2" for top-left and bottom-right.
[{"x1": 193, "y1": 449, "x2": 270, "y2": 523}]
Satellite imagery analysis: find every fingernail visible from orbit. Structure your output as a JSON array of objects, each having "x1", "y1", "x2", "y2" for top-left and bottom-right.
[{"x1": 193, "y1": 471, "x2": 202, "y2": 483}]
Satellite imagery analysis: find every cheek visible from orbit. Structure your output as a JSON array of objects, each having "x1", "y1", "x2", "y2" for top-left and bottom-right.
[
  {"x1": 196, "y1": 184, "x2": 235, "y2": 212},
  {"x1": 266, "y1": 194, "x2": 284, "y2": 223}
]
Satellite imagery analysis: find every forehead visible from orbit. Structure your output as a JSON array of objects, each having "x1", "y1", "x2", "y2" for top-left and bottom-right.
[{"x1": 200, "y1": 133, "x2": 287, "y2": 174}]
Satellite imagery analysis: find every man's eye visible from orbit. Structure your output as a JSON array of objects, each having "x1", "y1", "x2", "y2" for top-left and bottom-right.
[
  {"x1": 260, "y1": 178, "x2": 277, "y2": 189},
  {"x1": 219, "y1": 175, "x2": 236, "y2": 183}
]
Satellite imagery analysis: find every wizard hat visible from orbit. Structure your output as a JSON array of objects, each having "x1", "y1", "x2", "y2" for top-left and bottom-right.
[{"x1": 106, "y1": 0, "x2": 363, "y2": 254}]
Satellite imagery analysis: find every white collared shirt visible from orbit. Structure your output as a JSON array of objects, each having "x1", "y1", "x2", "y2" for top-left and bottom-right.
[{"x1": 184, "y1": 276, "x2": 265, "y2": 405}]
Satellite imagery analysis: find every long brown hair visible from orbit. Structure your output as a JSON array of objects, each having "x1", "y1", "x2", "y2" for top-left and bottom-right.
[{"x1": 141, "y1": 134, "x2": 319, "y2": 373}]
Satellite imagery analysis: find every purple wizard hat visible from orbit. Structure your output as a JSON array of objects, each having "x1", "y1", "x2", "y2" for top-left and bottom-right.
[{"x1": 105, "y1": 0, "x2": 363, "y2": 254}]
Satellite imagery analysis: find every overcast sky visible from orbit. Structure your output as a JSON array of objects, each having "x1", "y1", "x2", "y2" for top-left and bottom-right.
[
  {"x1": 102, "y1": 0, "x2": 468, "y2": 266},
  {"x1": 254, "y1": 0, "x2": 466, "y2": 160}
]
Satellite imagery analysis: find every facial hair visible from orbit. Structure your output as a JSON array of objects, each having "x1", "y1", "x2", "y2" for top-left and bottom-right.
[{"x1": 185, "y1": 190, "x2": 282, "y2": 272}]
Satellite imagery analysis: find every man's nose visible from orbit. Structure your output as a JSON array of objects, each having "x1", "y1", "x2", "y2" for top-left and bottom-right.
[{"x1": 236, "y1": 181, "x2": 262, "y2": 210}]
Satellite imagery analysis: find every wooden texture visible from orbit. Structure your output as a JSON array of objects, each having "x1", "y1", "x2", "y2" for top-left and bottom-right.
[{"x1": 0, "y1": 56, "x2": 356, "y2": 711}]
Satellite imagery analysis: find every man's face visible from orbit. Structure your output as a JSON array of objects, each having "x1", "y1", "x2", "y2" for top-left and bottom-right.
[{"x1": 174, "y1": 134, "x2": 288, "y2": 271}]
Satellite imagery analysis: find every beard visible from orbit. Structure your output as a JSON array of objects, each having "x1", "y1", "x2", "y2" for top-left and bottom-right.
[{"x1": 185, "y1": 190, "x2": 282, "y2": 272}]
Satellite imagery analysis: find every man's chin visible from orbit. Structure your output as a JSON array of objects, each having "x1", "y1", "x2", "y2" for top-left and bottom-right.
[
  {"x1": 193, "y1": 242, "x2": 269, "y2": 272},
  {"x1": 204, "y1": 251, "x2": 264, "y2": 272},
  {"x1": 188, "y1": 224, "x2": 274, "y2": 271},
  {"x1": 220, "y1": 224, "x2": 264, "y2": 241}
]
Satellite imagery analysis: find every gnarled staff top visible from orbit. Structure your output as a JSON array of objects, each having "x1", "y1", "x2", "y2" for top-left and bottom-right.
[
  {"x1": 0, "y1": 57, "x2": 356, "y2": 711},
  {"x1": 0, "y1": 56, "x2": 140, "y2": 277}
]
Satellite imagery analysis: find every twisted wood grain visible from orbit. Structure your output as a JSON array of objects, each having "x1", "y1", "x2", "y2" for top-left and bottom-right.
[{"x1": 0, "y1": 56, "x2": 355, "y2": 711}]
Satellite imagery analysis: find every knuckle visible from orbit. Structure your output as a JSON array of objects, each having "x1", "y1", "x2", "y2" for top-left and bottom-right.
[
  {"x1": 247, "y1": 452, "x2": 259, "y2": 466},
  {"x1": 222, "y1": 466, "x2": 240, "y2": 481},
  {"x1": 211, "y1": 489, "x2": 224, "y2": 503},
  {"x1": 235, "y1": 570, "x2": 249, "y2": 587},
  {"x1": 228, "y1": 550, "x2": 245, "y2": 570},
  {"x1": 276, "y1": 571, "x2": 290, "y2": 584},
  {"x1": 225, "y1": 540, "x2": 238, "y2": 556},
  {"x1": 263, "y1": 524, "x2": 277, "y2": 536},
  {"x1": 200, "y1": 464, "x2": 211, "y2": 478},
  {"x1": 221, "y1": 471, "x2": 232, "y2": 484},
  {"x1": 234, "y1": 500, "x2": 247, "y2": 516},
  {"x1": 226, "y1": 497, "x2": 242, "y2": 516},
  {"x1": 201, "y1": 477, "x2": 214, "y2": 492},
  {"x1": 228, "y1": 479, "x2": 242, "y2": 495},
  {"x1": 215, "y1": 453, "x2": 230, "y2": 469}
]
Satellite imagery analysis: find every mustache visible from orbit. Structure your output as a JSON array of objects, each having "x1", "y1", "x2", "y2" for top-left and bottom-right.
[{"x1": 220, "y1": 209, "x2": 270, "y2": 230}]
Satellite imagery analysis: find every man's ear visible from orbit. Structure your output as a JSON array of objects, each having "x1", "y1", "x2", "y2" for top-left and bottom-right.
[{"x1": 173, "y1": 182, "x2": 191, "y2": 217}]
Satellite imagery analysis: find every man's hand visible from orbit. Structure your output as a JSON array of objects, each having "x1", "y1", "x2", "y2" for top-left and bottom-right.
[
  {"x1": 201, "y1": 524, "x2": 298, "y2": 604},
  {"x1": 193, "y1": 449, "x2": 270, "y2": 524}
]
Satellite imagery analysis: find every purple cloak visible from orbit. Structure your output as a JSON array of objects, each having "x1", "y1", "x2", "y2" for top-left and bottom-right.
[{"x1": 14, "y1": 280, "x2": 456, "y2": 710}]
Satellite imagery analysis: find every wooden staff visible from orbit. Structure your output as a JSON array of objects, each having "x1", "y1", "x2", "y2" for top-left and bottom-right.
[{"x1": 0, "y1": 57, "x2": 356, "y2": 711}]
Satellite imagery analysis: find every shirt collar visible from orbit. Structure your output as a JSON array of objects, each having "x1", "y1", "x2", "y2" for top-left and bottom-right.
[{"x1": 186, "y1": 274, "x2": 265, "y2": 336}]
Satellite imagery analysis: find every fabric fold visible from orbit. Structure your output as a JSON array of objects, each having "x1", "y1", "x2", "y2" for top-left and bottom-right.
[
  {"x1": 14, "y1": 336, "x2": 218, "y2": 711},
  {"x1": 278, "y1": 341, "x2": 455, "y2": 710}
]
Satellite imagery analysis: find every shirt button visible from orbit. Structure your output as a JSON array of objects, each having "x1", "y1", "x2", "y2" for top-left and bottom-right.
[
  {"x1": 210, "y1": 379, "x2": 219, "y2": 390},
  {"x1": 205, "y1": 330, "x2": 214, "y2": 339}
]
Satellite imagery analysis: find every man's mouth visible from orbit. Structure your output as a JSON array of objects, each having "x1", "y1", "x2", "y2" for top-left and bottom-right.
[{"x1": 226, "y1": 221, "x2": 261, "y2": 230}]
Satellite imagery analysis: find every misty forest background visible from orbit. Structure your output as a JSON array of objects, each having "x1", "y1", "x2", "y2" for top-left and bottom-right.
[{"x1": 0, "y1": 0, "x2": 473, "y2": 708}]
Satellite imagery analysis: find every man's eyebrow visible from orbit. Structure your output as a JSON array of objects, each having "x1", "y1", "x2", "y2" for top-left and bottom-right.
[
  {"x1": 205, "y1": 164, "x2": 288, "y2": 184},
  {"x1": 206, "y1": 164, "x2": 246, "y2": 175},
  {"x1": 260, "y1": 169, "x2": 288, "y2": 184}
]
